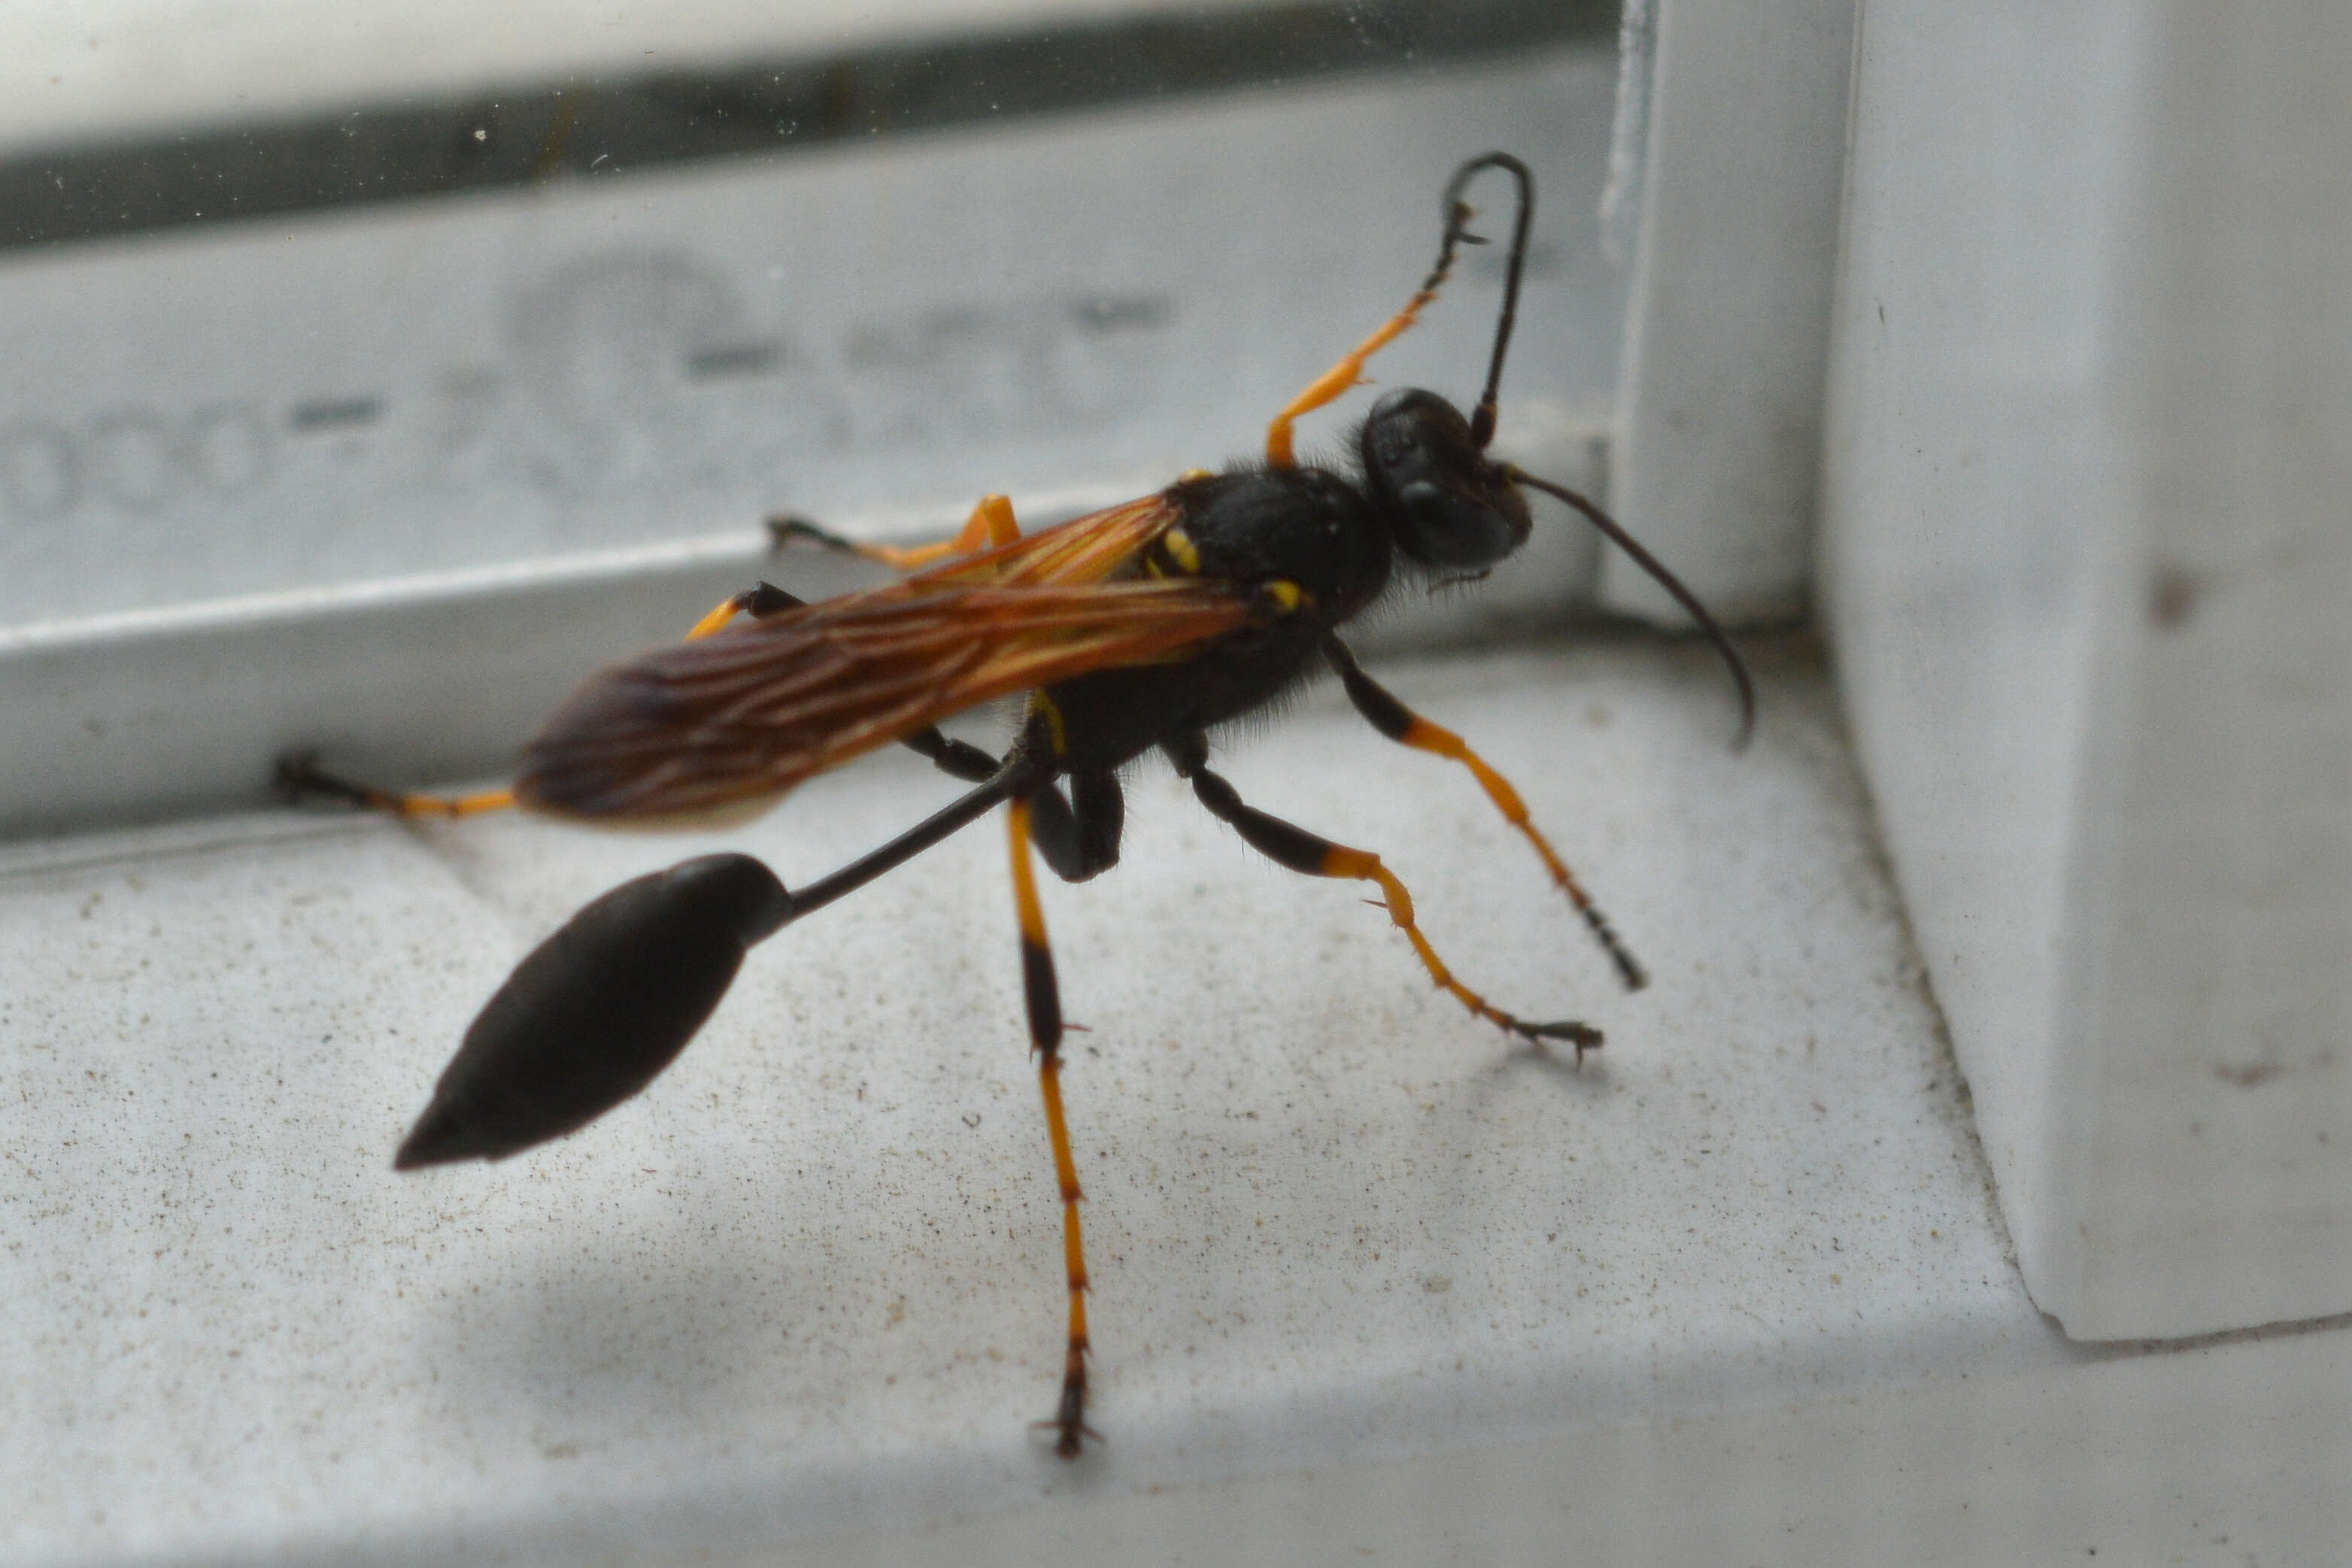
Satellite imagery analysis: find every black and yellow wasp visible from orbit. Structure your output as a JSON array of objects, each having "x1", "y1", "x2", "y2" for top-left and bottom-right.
[{"x1": 281, "y1": 152, "x2": 1751, "y2": 1457}]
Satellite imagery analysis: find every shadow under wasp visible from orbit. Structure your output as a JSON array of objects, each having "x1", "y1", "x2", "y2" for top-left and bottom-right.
[{"x1": 280, "y1": 152, "x2": 1753, "y2": 1457}]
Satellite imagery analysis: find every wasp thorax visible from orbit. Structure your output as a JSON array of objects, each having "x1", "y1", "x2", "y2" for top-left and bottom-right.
[{"x1": 1358, "y1": 388, "x2": 1533, "y2": 571}]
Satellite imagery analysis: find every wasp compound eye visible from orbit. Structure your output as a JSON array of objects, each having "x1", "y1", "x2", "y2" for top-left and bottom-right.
[
  {"x1": 1395, "y1": 481, "x2": 1522, "y2": 569},
  {"x1": 395, "y1": 854, "x2": 791, "y2": 1169}
]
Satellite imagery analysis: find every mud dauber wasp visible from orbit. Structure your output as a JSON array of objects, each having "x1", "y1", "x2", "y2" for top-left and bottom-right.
[{"x1": 280, "y1": 152, "x2": 1753, "y2": 1457}]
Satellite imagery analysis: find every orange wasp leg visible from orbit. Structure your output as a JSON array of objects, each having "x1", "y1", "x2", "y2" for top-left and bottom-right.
[
  {"x1": 703, "y1": 478, "x2": 1061, "y2": 659},
  {"x1": 1263, "y1": 161, "x2": 1516, "y2": 468},
  {"x1": 1262, "y1": 201, "x2": 1492, "y2": 468},
  {"x1": 1322, "y1": 637, "x2": 1646, "y2": 992},
  {"x1": 1006, "y1": 795, "x2": 1098, "y2": 1457},
  {"x1": 683, "y1": 579, "x2": 813, "y2": 641},
  {"x1": 1264, "y1": 284, "x2": 1444, "y2": 469},
  {"x1": 273, "y1": 753, "x2": 515, "y2": 819},
  {"x1": 768, "y1": 493, "x2": 1023, "y2": 572},
  {"x1": 1168, "y1": 732, "x2": 1604, "y2": 1060},
  {"x1": 684, "y1": 593, "x2": 755, "y2": 640},
  {"x1": 282, "y1": 578, "x2": 821, "y2": 817}
]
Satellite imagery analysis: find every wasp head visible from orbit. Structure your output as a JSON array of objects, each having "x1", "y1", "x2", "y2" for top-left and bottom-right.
[{"x1": 1358, "y1": 387, "x2": 1531, "y2": 572}]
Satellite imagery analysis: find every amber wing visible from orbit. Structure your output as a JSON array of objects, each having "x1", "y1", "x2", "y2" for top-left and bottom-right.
[
  {"x1": 905, "y1": 493, "x2": 1182, "y2": 590},
  {"x1": 516, "y1": 496, "x2": 1249, "y2": 820}
]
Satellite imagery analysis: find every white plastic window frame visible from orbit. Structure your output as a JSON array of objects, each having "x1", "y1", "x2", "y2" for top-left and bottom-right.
[{"x1": 13, "y1": 2, "x2": 2347, "y2": 1561}]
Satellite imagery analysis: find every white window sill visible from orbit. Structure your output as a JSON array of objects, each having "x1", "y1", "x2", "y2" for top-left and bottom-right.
[
  {"x1": 9, "y1": 633, "x2": 2345, "y2": 1562},
  {"x1": 0, "y1": 635, "x2": 2128, "y2": 1560}
]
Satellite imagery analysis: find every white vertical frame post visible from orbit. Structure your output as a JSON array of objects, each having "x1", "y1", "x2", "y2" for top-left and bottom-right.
[
  {"x1": 1821, "y1": 0, "x2": 2352, "y2": 1338},
  {"x1": 1606, "y1": 0, "x2": 1859, "y2": 625}
]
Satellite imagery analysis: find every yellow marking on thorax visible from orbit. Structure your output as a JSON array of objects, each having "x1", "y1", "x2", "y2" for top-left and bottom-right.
[
  {"x1": 1160, "y1": 526, "x2": 1202, "y2": 574},
  {"x1": 1029, "y1": 692, "x2": 1070, "y2": 757}
]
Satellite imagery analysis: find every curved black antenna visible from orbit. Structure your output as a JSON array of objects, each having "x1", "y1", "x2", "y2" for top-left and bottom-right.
[
  {"x1": 1507, "y1": 467, "x2": 1758, "y2": 752},
  {"x1": 1437, "y1": 153, "x2": 1535, "y2": 451}
]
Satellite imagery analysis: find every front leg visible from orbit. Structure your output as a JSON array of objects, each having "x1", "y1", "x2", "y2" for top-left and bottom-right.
[
  {"x1": 1167, "y1": 729, "x2": 1601, "y2": 1058},
  {"x1": 1322, "y1": 636, "x2": 1646, "y2": 993}
]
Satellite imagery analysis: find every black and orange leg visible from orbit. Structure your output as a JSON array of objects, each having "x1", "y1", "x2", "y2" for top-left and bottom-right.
[
  {"x1": 1025, "y1": 770, "x2": 1124, "y2": 884},
  {"x1": 1263, "y1": 284, "x2": 1446, "y2": 468},
  {"x1": 683, "y1": 579, "x2": 803, "y2": 640},
  {"x1": 281, "y1": 580, "x2": 814, "y2": 816},
  {"x1": 278, "y1": 589, "x2": 1003, "y2": 820},
  {"x1": 995, "y1": 694, "x2": 1122, "y2": 885},
  {"x1": 900, "y1": 724, "x2": 1001, "y2": 784},
  {"x1": 1167, "y1": 730, "x2": 1603, "y2": 1060},
  {"x1": 769, "y1": 493, "x2": 1022, "y2": 572},
  {"x1": 1262, "y1": 179, "x2": 1498, "y2": 467},
  {"x1": 899, "y1": 719, "x2": 1126, "y2": 885},
  {"x1": 1265, "y1": 155, "x2": 1524, "y2": 466},
  {"x1": 1322, "y1": 636, "x2": 1647, "y2": 992},
  {"x1": 274, "y1": 753, "x2": 515, "y2": 819},
  {"x1": 902, "y1": 724, "x2": 1120, "y2": 891},
  {"x1": 1007, "y1": 794, "x2": 1098, "y2": 1456}
]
